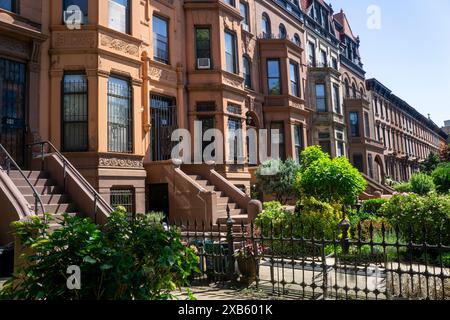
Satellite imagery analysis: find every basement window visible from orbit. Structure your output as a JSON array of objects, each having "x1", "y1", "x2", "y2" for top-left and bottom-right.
[{"x1": 110, "y1": 188, "x2": 135, "y2": 219}]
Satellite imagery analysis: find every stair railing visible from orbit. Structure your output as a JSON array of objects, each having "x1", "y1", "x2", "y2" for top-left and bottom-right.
[
  {"x1": 0, "y1": 143, "x2": 46, "y2": 216},
  {"x1": 27, "y1": 141, "x2": 114, "y2": 223}
]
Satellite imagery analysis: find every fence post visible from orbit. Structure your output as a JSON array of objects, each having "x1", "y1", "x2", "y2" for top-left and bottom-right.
[
  {"x1": 226, "y1": 205, "x2": 236, "y2": 282},
  {"x1": 339, "y1": 205, "x2": 350, "y2": 255}
]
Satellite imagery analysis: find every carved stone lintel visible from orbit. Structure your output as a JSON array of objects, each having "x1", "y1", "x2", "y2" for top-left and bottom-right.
[
  {"x1": 99, "y1": 155, "x2": 144, "y2": 168},
  {"x1": 100, "y1": 34, "x2": 140, "y2": 57}
]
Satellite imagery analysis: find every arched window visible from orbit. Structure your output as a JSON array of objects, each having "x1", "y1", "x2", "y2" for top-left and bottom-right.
[
  {"x1": 293, "y1": 33, "x2": 301, "y2": 46},
  {"x1": 261, "y1": 13, "x2": 271, "y2": 38},
  {"x1": 352, "y1": 83, "x2": 357, "y2": 98},
  {"x1": 279, "y1": 23, "x2": 287, "y2": 39},
  {"x1": 344, "y1": 79, "x2": 350, "y2": 98},
  {"x1": 359, "y1": 88, "x2": 364, "y2": 99},
  {"x1": 243, "y1": 55, "x2": 252, "y2": 89}
]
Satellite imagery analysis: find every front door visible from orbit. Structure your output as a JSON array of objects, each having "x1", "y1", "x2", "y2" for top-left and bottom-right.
[
  {"x1": 0, "y1": 58, "x2": 27, "y2": 167},
  {"x1": 150, "y1": 95, "x2": 177, "y2": 161}
]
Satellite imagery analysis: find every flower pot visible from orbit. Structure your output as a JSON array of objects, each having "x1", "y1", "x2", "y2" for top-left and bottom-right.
[{"x1": 237, "y1": 255, "x2": 258, "y2": 286}]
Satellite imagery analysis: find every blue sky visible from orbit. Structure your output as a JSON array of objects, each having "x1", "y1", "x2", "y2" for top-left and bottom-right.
[{"x1": 328, "y1": 0, "x2": 450, "y2": 127}]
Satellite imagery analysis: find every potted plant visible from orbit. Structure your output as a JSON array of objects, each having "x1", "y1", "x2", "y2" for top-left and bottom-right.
[{"x1": 234, "y1": 241, "x2": 263, "y2": 286}]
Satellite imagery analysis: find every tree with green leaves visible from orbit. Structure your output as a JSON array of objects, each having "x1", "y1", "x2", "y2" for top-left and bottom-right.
[
  {"x1": 296, "y1": 146, "x2": 367, "y2": 205},
  {"x1": 255, "y1": 158, "x2": 301, "y2": 204},
  {"x1": 420, "y1": 152, "x2": 441, "y2": 174}
]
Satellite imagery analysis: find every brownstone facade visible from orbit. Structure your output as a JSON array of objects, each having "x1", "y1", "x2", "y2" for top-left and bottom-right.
[{"x1": 0, "y1": 0, "x2": 447, "y2": 225}]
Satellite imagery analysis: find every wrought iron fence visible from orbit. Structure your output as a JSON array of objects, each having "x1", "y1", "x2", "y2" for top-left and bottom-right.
[{"x1": 175, "y1": 208, "x2": 450, "y2": 300}]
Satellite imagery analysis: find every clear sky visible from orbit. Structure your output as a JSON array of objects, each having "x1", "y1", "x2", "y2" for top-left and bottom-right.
[{"x1": 328, "y1": 0, "x2": 450, "y2": 127}]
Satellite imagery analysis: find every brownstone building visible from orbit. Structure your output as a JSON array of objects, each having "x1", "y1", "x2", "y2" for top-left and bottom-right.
[{"x1": 0, "y1": 0, "x2": 448, "y2": 246}]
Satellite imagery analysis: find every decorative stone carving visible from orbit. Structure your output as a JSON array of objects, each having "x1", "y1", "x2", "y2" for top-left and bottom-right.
[
  {"x1": 149, "y1": 66, "x2": 177, "y2": 82},
  {"x1": 222, "y1": 73, "x2": 244, "y2": 89},
  {"x1": 100, "y1": 35, "x2": 140, "y2": 57},
  {"x1": 0, "y1": 35, "x2": 29, "y2": 58},
  {"x1": 54, "y1": 32, "x2": 96, "y2": 49},
  {"x1": 99, "y1": 156, "x2": 144, "y2": 168}
]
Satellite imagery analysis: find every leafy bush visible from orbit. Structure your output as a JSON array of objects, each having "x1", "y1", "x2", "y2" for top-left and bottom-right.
[
  {"x1": 256, "y1": 159, "x2": 301, "y2": 204},
  {"x1": 0, "y1": 209, "x2": 199, "y2": 300},
  {"x1": 393, "y1": 182, "x2": 412, "y2": 193},
  {"x1": 380, "y1": 193, "x2": 450, "y2": 244},
  {"x1": 361, "y1": 199, "x2": 387, "y2": 215},
  {"x1": 432, "y1": 163, "x2": 450, "y2": 194},
  {"x1": 254, "y1": 201, "x2": 291, "y2": 237},
  {"x1": 297, "y1": 148, "x2": 367, "y2": 205},
  {"x1": 410, "y1": 173, "x2": 435, "y2": 195}
]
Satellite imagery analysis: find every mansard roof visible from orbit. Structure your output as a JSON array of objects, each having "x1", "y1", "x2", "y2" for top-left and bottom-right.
[
  {"x1": 367, "y1": 78, "x2": 449, "y2": 140},
  {"x1": 334, "y1": 9, "x2": 356, "y2": 42}
]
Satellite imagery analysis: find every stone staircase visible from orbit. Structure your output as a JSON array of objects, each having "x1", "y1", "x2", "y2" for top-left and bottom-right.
[{"x1": 9, "y1": 170, "x2": 79, "y2": 227}]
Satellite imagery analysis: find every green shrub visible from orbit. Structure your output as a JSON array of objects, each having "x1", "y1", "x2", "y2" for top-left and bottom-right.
[
  {"x1": 255, "y1": 201, "x2": 291, "y2": 237},
  {"x1": 410, "y1": 173, "x2": 435, "y2": 195},
  {"x1": 256, "y1": 159, "x2": 301, "y2": 204},
  {"x1": 297, "y1": 150, "x2": 367, "y2": 205},
  {"x1": 361, "y1": 199, "x2": 387, "y2": 215},
  {"x1": 0, "y1": 210, "x2": 199, "y2": 300},
  {"x1": 380, "y1": 193, "x2": 450, "y2": 244},
  {"x1": 420, "y1": 152, "x2": 440, "y2": 174},
  {"x1": 299, "y1": 145, "x2": 330, "y2": 171},
  {"x1": 432, "y1": 163, "x2": 450, "y2": 194},
  {"x1": 393, "y1": 182, "x2": 412, "y2": 193}
]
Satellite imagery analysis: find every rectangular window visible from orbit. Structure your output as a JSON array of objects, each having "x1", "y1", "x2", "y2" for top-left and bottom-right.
[
  {"x1": 108, "y1": 76, "x2": 132, "y2": 153},
  {"x1": 240, "y1": 1, "x2": 249, "y2": 30},
  {"x1": 294, "y1": 124, "x2": 304, "y2": 163},
  {"x1": 153, "y1": 15, "x2": 169, "y2": 64},
  {"x1": 336, "y1": 131, "x2": 345, "y2": 157},
  {"x1": 228, "y1": 117, "x2": 242, "y2": 162},
  {"x1": 0, "y1": 0, "x2": 18, "y2": 12},
  {"x1": 108, "y1": 0, "x2": 129, "y2": 34},
  {"x1": 353, "y1": 154, "x2": 364, "y2": 173},
  {"x1": 195, "y1": 27, "x2": 211, "y2": 68},
  {"x1": 62, "y1": 73, "x2": 88, "y2": 152},
  {"x1": 368, "y1": 154, "x2": 374, "y2": 178},
  {"x1": 315, "y1": 83, "x2": 326, "y2": 112},
  {"x1": 332, "y1": 84, "x2": 340, "y2": 114},
  {"x1": 332, "y1": 57, "x2": 338, "y2": 69},
  {"x1": 319, "y1": 141, "x2": 331, "y2": 156},
  {"x1": 199, "y1": 116, "x2": 215, "y2": 159},
  {"x1": 224, "y1": 30, "x2": 237, "y2": 73},
  {"x1": 320, "y1": 49, "x2": 327, "y2": 67},
  {"x1": 110, "y1": 188, "x2": 135, "y2": 220},
  {"x1": 289, "y1": 62, "x2": 300, "y2": 97},
  {"x1": 349, "y1": 112, "x2": 360, "y2": 137},
  {"x1": 224, "y1": 0, "x2": 235, "y2": 6},
  {"x1": 364, "y1": 112, "x2": 370, "y2": 138},
  {"x1": 271, "y1": 122, "x2": 285, "y2": 161},
  {"x1": 63, "y1": 0, "x2": 88, "y2": 24},
  {"x1": 308, "y1": 42, "x2": 316, "y2": 66},
  {"x1": 267, "y1": 59, "x2": 281, "y2": 95}
]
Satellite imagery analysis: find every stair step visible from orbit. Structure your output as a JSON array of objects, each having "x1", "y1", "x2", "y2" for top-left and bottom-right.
[
  {"x1": 33, "y1": 203, "x2": 77, "y2": 214},
  {"x1": 18, "y1": 185, "x2": 63, "y2": 195},
  {"x1": 217, "y1": 208, "x2": 246, "y2": 217},
  {"x1": 188, "y1": 175, "x2": 201, "y2": 181},
  {"x1": 25, "y1": 194, "x2": 70, "y2": 205},
  {"x1": 217, "y1": 202, "x2": 239, "y2": 210},
  {"x1": 12, "y1": 178, "x2": 54, "y2": 187},
  {"x1": 217, "y1": 197, "x2": 231, "y2": 204},
  {"x1": 217, "y1": 214, "x2": 249, "y2": 225},
  {"x1": 8, "y1": 171, "x2": 48, "y2": 180}
]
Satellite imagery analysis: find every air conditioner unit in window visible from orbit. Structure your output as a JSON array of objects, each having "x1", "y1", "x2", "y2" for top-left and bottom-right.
[
  {"x1": 197, "y1": 58, "x2": 211, "y2": 69},
  {"x1": 242, "y1": 23, "x2": 249, "y2": 32}
]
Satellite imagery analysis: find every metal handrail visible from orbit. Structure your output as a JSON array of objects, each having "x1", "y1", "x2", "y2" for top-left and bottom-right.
[
  {"x1": 0, "y1": 144, "x2": 46, "y2": 216},
  {"x1": 27, "y1": 141, "x2": 114, "y2": 222}
]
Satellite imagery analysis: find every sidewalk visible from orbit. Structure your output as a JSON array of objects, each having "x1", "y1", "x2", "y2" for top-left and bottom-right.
[{"x1": 175, "y1": 284, "x2": 283, "y2": 301}]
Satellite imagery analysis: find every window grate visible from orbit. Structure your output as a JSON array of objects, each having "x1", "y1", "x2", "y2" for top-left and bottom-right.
[
  {"x1": 110, "y1": 188, "x2": 135, "y2": 219},
  {"x1": 108, "y1": 77, "x2": 133, "y2": 153},
  {"x1": 62, "y1": 74, "x2": 88, "y2": 152}
]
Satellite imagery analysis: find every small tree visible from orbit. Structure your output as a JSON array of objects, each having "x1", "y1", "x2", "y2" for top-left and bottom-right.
[
  {"x1": 432, "y1": 162, "x2": 450, "y2": 194},
  {"x1": 256, "y1": 159, "x2": 301, "y2": 204},
  {"x1": 297, "y1": 147, "x2": 367, "y2": 205},
  {"x1": 420, "y1": 152, "x2": 440, "y2": 174},
  {"x1": 410, "y1": 173, "x2": 435, "y2": 195},
  {"x1": 439, "y1": 143, "x2": 450, "y2": 162}
]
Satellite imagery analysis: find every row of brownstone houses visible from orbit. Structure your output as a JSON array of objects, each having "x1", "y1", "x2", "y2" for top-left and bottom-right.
[{"x1": 0, "y1": 0, "x2": 447, "y2": 237}]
